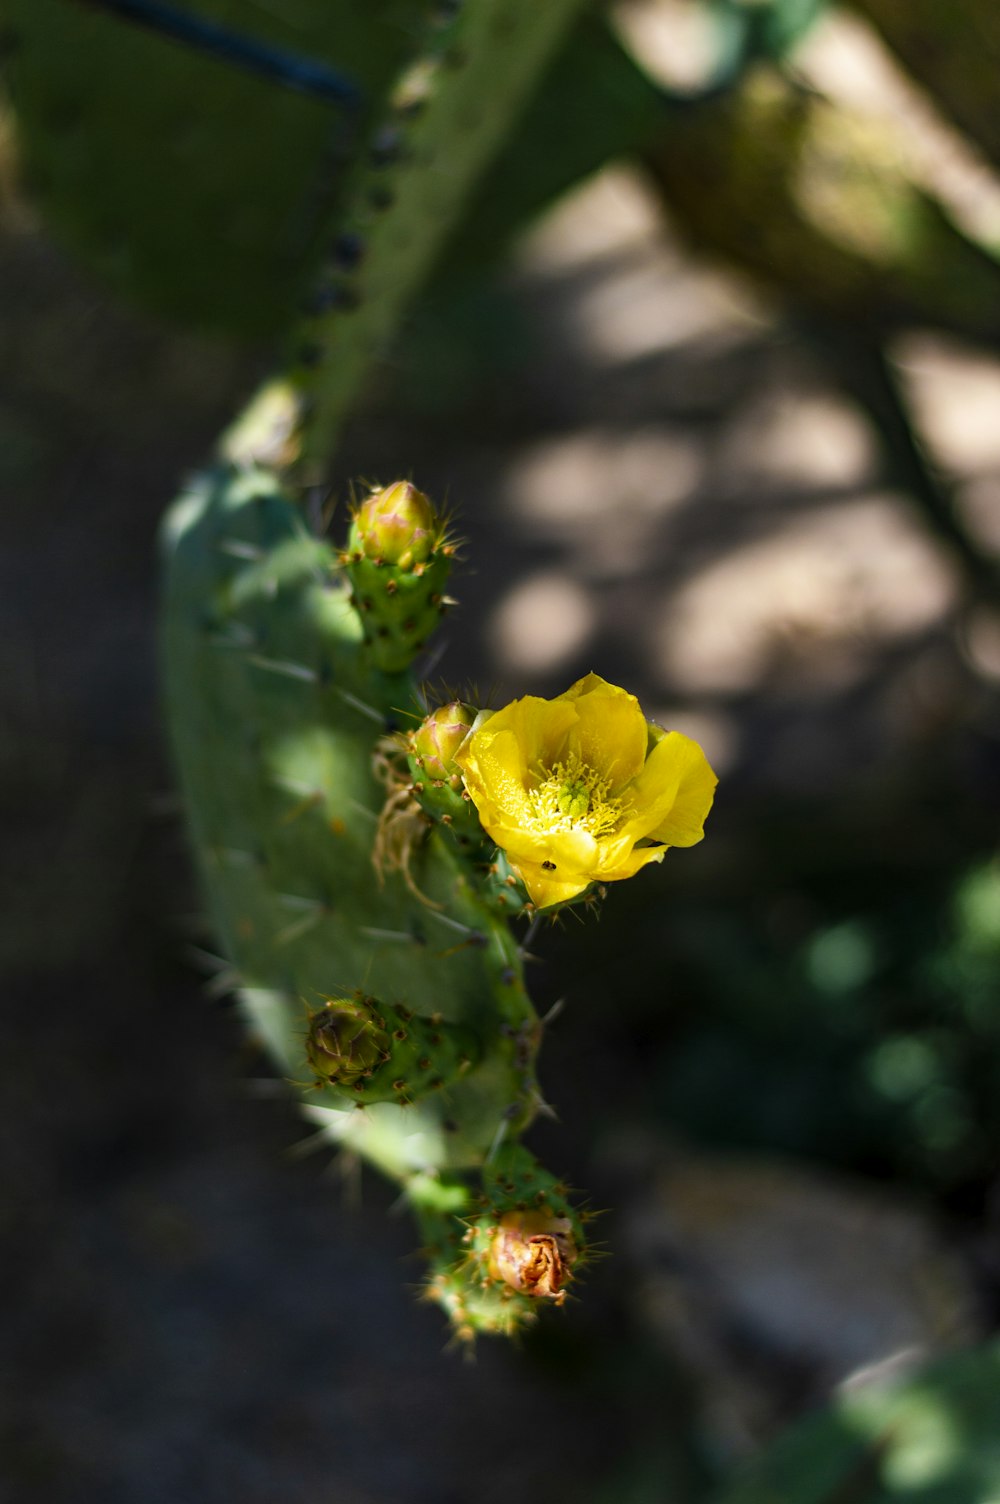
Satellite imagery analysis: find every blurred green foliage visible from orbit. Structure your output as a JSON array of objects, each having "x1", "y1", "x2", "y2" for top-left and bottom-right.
[
  {"x1": 2, "y1": 3, "x2": 661, "y2": 337},
  {"x1": 653, "y1": 857, "x2": 1000, "y2": 1197},
  {"x1": 853, "y1": 0, "x2": 1000, "y2": 171},
  {"x1": 3, "y1": 0, "x2": 423, "y2": 333},
  {"x1": 714, "y1": 1339, "x2": 1000, "y2": 1503}
]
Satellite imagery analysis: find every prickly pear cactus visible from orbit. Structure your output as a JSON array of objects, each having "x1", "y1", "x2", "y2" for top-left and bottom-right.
[
  {"x1": 340, "y1": 481, "x2": 455, "y2": 674},
  {"x1": 163, "y1": 451, "x2": 719, "y2": 1336},
  {"x1": 163, "y1": 468, "x2": 540, "y2": 1183},
  {"x1": 153, "y1": 0, "x2": 725, "y2": 1340},
  {"x1": 165, "y1": 450, "x2": 648, "y2": 1336},
  {"x1": 641, "y1": 66, "x2": 1000, "y2": 342},
  {"x1": 158, "y1": 0, "x2": 607, "y2": 1340},
  {"x1": 276, "y1": 0, "x2": 590, "y2": 471}
]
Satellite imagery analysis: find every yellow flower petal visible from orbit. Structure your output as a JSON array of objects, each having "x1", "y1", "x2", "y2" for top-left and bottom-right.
[
  {"x1": 560, "y1": 676, "x2": 648, "y2": 788},
  {"x1": 494, "y1": 823, "x2": 599, "y2": 874},
  {"x1": 645, "y1": 733, "x2": 718, "y2": 847},
  {"x1": 510, "y1": 859, "x2": 592, "y2": 909},
  {"x1": 556, "y1": 671, "x2": 609, "y2": 700},
  {"x1": 458, "y1": 727, "x2": 533, "y2": 826},
  {"x1": 596, "y1": 841, "x2": 667, "y2": 882},
  {"x1": 483, "y1": 695, "x2": 577, "y2": 773},
  {"x1": 619, "y1": 731, "x2": 718, "y2": 846}
]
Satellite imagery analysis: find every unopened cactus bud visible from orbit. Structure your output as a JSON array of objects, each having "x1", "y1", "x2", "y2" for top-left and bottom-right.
[
  {"x1": 352, "y1": 481, "x2": 437, "y2": 569},
  {"x1": 487, "y1": 1209, "x2": 578, "y2": 1302},
  {"x1": 411, "y1": 701, "x2": 476, "y2": 782},
  {"x1": 308, "y1": 992, "x2": 480, "y2": 1106},
  {"x1": 407, "y1": 701, "x2": 486, "y2": 842},
  {"x1": 306, "y1": 994, "x2": 391, "y2": 1088},
  {"x1": 341, "y1": 477, "x2": 455, "y2": 675}
]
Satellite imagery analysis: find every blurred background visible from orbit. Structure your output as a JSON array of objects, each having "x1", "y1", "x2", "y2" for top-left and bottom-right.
[{"x1": 2, "y1": 0, "x2": 1000, "y2": 1499}]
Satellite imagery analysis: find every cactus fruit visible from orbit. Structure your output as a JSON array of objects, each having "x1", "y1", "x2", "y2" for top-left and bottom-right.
[
  {"x1": 477, "y1": 1143, "x2": 585, "y2": 1306},
  {"x1": 306, "y1": 992, "x2": 393, "y2": 1089},
  {"x1": 340, "y1": 481, "x2": 455, "y2": 674},
  {"x1": 305, "y1": 991, "x2": 479, "y2": 1104},
  {"x1": 409, "y1": 700, "x2": 477, "y2": 783},
  {"x1": 351, "y1": 479, "x2": 440, "y2": 569},
  {"x1": 406, "y1": 701, "x2": 481, "y2": 835},
  {"x1": 418, "y1": 1145, "x2": 588, "y2": 1337}
]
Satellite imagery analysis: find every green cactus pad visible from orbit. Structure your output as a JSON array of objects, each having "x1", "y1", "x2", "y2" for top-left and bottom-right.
[
  {"x1": 154, "y1": 0, "x2": 594, "y2": 1338},
  {"x1": 282, "y1": 0, "x2": 587, "y2": 470},
  {"x1": 480, "y1": 851, "x2": 533, "y2": 918},
  {"x1": 3, "y1": 0, "x2": 427, "y2": 334},
  {"x1": 161, "y1": 462, "x2": 539, "y2": 1180},
  {"x1": 422, "y1": 1232, "x2": 543, "y2": 1340},
  {"x1": 342, "y1": 547, "x2": 453, "y2": 675}
]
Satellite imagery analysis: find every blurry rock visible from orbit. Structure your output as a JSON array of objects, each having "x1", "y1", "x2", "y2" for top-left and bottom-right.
[{"x1": 616, "y1": 1138, "x2": 980, "y2": 1461}]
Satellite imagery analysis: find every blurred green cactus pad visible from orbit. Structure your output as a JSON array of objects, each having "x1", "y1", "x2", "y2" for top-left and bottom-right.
[
  {"x1": 2, "y1": 0, "x2": 426, "y2": 334},
  {"x1": 715, "y1": 1339, "x2": 1000, "y2": 1504}
]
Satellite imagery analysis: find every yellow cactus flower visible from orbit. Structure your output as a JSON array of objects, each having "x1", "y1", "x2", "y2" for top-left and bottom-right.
[{"x1": 454, "y1": 673, "x2": 717, "y2": 910}]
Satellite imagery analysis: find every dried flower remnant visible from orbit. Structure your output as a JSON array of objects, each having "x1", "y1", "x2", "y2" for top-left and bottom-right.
[{"x1": 487, "y1": 1209, "x2": 578, "y2": 1303}]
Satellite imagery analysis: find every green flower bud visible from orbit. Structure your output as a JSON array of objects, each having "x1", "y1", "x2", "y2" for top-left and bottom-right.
[
  {"x1": 352, "y1": 481, "x2": 437, "y2": 569},
  {"x1": 306, "y1": 994, "x2": 390, "y2": 1089},
  {"x1": 411, "y1": 701, "x2": 477, "y2": 783}
]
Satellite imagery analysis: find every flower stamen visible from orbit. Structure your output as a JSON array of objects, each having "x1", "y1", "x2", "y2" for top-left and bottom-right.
[{"x1": 527, "y1": 755, "x2": 625, "y2": 838}]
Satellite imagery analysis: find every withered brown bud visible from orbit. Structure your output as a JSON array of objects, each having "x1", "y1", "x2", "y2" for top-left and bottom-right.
[{"x1": 487, "y1": 1210, "x2": 577, "y2": 1302}]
